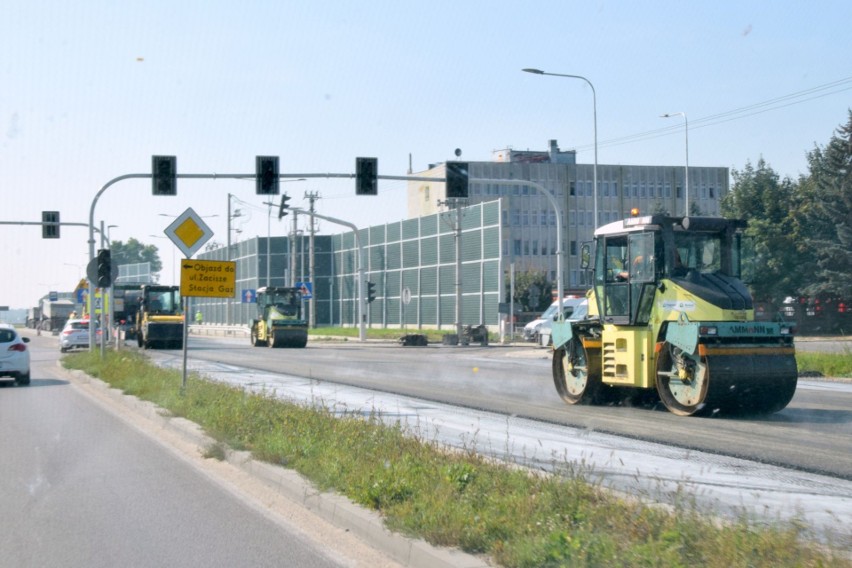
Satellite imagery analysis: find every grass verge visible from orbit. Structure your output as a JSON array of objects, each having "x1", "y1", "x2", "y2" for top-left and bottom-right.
[{"x1": 63, "y1": 349, "x2": 849, "y2": 567}]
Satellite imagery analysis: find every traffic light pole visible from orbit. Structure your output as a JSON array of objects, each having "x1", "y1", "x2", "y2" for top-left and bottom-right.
[
  {"x1": 291, "y1": 208, "x2": 366, "y2": 342},
  {"x1": 86, "y1": 170, "x2": 447, "y2": 351}
]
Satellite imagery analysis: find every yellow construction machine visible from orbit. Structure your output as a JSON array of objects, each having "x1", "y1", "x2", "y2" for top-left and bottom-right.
[
  {"x1": 135, "y1": 285, "x2": 184, "y2": 349},
  {"x1": 250, "y1": 287, "x2": 308, "y2": 348},
  {"x1": 552, "y1": 215, "x2": 797, "y2": 416}
]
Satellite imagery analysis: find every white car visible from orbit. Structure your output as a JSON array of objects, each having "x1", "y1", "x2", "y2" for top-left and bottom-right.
[
  {"x1": 523, "y1": 297, "x2": 588, "y2": 345},
  {"x1": 59, "y1": 319, "x2": 101, "y2": 352},
  {"x1": 0, "y1": 324, "x2": 31, "y2": 386}
]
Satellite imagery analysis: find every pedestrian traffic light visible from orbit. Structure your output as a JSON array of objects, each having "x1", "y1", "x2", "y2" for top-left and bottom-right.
[
  {"x1": 445, "y1": 161, "x2": 469, "y2": 198},
  {"x1": 278, "y1": 193, "x2": 291, "y2": 219},
  {"x1": 366, "y1": 280, "x2": 377, "y2": 303},
  {"x1": 152, "y1": 155, "x2": 177, "y2": 196},
  {"x1": 355, "y1": 157, "x2": 378, "y2": 195},
  {"x1": 256, "y1": 156, "x2": 280, "y2": 195},
  {"x1": 96, "y1": 249, "x2": 112, "y2": 288},
  {"x1": 42, "y1": 211, "x2": 60, "y2": 239}
]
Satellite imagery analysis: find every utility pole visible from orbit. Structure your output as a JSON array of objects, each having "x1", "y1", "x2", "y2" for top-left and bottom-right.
[
  {"x1": 305, "y1": 191, "x2": 320, "y2": 328},
  {"x1": 290, "y1": 211, "x2": 298, "y2": 287},
  {"x1": 438, "y1": 197, "x2": 467, "y2": 343}
]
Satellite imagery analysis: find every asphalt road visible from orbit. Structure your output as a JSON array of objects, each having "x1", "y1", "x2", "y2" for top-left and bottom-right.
[
  {"x1": 164, "y1": 334, "x2": 852, "y2": 480},
  {"x1": 0, "y1": 335, "x2": 400, "y2": 568}
]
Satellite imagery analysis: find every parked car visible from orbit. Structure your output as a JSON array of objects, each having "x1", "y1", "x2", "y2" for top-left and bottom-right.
[
  {"x1": 0, "y1": 324, "x2": 31, "y2": 386},
  {"x1": 523, "y1": 297, "x2": 587, "y2": 343},
  {"x1": 59, "y1": 319, "x2": 101, "y2": 352}
]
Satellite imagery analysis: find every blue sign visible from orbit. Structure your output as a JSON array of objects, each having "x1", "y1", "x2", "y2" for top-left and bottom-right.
[
  {"x1": 49, "y1": 291, "x2": 58, "y2": 301},
  {"x1": 242, "y1": 289, "x2": 256, "y2": 303},
  {"x1": 295, "y1": 282, "x2": 313, "y2": 300}
]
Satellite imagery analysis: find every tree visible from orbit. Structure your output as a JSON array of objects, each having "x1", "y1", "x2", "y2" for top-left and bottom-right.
[
  {"x1": 109, "y1": 238, "x2": 163, "y2": 280},
  {"x1": 506, "y1": 270, "x2": 553, "y2": 312},
  {"x1": 721, "y1": 158, "x2": 801, "y2": 301},
  {"x1": 800, "y1": 110, "x2": 852, "y2": 299}
]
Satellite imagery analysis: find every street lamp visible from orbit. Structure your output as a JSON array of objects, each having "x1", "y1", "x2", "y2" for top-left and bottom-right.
[
  {"x1": 661, "y1": 112, "x2": 689, "y2": 216},
  {"x1": 149, "y1": 234, "x2": 176, "y2": 284},
  {"x1": 522, "y1": 68, "x2": 598, "y2": 231}
]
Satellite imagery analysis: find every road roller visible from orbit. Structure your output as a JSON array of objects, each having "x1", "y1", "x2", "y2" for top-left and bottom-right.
[
  {"x1": 552, "y1": 214, "x2": 797, "y2": 416},
  {"x1": 250, "y1": 287, "x2": 308, "y2": 348}
]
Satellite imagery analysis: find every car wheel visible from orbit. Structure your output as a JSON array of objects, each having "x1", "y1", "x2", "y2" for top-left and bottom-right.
[
  {"x1": 16, "y1": 371, "x2": 31, "y2": 386},
  {"x1": 60, "y1": 347, "x2": 67, "y2": 353}
]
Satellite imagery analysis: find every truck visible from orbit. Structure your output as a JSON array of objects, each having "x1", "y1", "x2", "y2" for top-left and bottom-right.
[
  {"x1": 39, "y1": 299, "x2": 76, "y2": 332},
  {"x1": 26, "y1": 306, "x2": 41, "y2": 329},
  {"x1": 135, "y1": 285, "x2": 184, "y2": 349},
  {"x1": 250, "y1": 287, "x2": 308, "y2": 348},
  {"x1": 113, "y1": 284, "x2": 144, "y2": 340},
  {"x1": 551, "y1": 215, "x2": 797, "y2": 416}
]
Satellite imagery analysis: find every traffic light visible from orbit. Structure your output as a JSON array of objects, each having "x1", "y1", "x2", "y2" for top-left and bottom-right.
[
  {"x1": 152, "y1": 155, "x2": 177, "y2": 196},
  {"x1": 256, "y1": 156, "x2": 280, "y2": 195},
  {"x1": 355, "y1": 157, "x2": 378, "y2": 195},
  {"x1": 278, "y1": 193, "x2": 291, "y2": 219},
  {"x1": 96, "y1": 249, "x2": 112, "y2": 288},
  {"x1": 42, "y1": 211, "x2": 60, "y2": 239},
  {"x1": 366, "y1": 280, "x2": 377, "y2": 303},
  {"x1": 445, "y1": 161, "x2": 469, "y2": 198}
]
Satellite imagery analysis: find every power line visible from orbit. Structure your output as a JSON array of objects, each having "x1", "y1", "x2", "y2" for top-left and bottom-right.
[{"x1": 569, "y1": 76, "x2": 852, "y2": 152}]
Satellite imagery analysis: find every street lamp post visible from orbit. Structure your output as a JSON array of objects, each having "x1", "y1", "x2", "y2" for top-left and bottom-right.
[
  {"x1": 149, "y1": 234, "x2": 176, "y2": 284},
  {"x1": 661, "y1": 112, "x2": 689, "y2": 215},
  {"x1": 107, "y1": 224, "x2": 118, "y2": 244},
  {"x1": 522, "y1": 68, "x2": 598, "y2": 231}
]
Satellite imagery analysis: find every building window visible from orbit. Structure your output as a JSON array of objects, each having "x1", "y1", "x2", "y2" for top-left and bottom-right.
[
  {"x1": 502, "y1": 210, "x2": 508, "y2": 226},
  {"x1": 613, "y1": 182, "x2": 619, "y2": 196},
  {"x1": 522, "y1": 212, "x2": 529, "y2": 226},
  {"x1": 676, "y1": 186, "x2": 682, "y2": 198},
  {"x1": 570, "y1": 240, "x2": 577, "y2": 255},
  {"x1": 513, "y1": 239, "x2": 521, "y2": 256},
  {"x1": 532, "y1": 240, "x2": 539, "y2": 255},
  {"x1": 524, "y1": 241, "x2": 530, "y2": 255},
  {"x1": 570, "y1": 181, "x2": 576, "y2": 196},
  {"x1": 541, "y1": 210, "x2": 548, "y2": 225},
  {"x1": 512, "y1": 211, "x2": 520, "y2": 225},
  {"x1": 709, "y1": 187, "x2": 715, "y2": 199},
  {"x1": 522, "y1": 185, "x2": 529, "y2": 195},
  {"x1": 665, "y1": 184, "x2": 671, "y2": 198},
  {"x1": 503, "y1": 240, "x2": 509, "y2": 255}
]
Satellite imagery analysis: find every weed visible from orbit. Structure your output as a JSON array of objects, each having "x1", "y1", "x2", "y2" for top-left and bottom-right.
[{"x1": 63, "y1": 349, "x2": 851, "y2": 567}]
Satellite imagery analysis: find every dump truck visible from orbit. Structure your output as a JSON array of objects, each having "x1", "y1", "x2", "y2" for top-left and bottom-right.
[
  {"x1": 39, "y1": 299, "x2": 76, "y2": 332},
  {"x1": 135, "y1": 285, "x2": 183, "y2": 349},
  {"x1": 250, "y1": 287, "x2": 308, "y2": 348},
  {"x1": 551, "y1": 215, "x2": 797, "y2": 416}
]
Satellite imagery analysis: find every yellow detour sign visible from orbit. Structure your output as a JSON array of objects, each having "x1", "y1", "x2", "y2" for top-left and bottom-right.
[{"x1": 180, "y1": 260, "x2": 236, "y2": 298}]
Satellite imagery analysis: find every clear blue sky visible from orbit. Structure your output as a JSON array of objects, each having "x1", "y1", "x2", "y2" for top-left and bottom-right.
[{"x1": 2, "y1": 1, "x2": 850, "y2": 308}]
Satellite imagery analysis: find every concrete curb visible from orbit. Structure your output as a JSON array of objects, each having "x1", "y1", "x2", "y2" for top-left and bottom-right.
[{"x1": 60, "y1": 364, "x2": 490, "y2": 568}]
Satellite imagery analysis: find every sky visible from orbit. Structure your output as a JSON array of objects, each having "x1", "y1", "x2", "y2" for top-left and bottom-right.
[{"x1": 2, "y1": 1, "x2": 850, "y2": 309}]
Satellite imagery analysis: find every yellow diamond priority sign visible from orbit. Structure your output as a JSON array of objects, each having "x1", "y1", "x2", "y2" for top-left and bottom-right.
[{"x1": 164, "y1": 207, "x2": 214, "y2": 259}]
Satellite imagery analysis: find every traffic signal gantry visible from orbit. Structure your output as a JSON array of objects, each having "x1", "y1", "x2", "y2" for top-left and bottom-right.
[{"x1": 148, "y1": 155, "x2": 468, "y2": 199}]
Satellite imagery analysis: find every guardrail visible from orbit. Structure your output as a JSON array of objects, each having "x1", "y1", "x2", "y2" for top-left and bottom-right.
[{"x1": 188, "y1": 324, "x2": 249, "y2": 337}]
